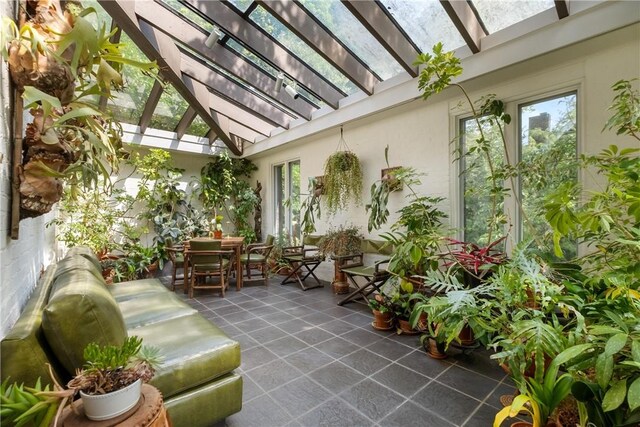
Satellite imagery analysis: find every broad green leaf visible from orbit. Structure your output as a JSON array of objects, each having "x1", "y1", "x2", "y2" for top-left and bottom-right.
[
  {"x1": 596, "y1": 353, "x2": 613, "y2": 390},
  {"x1": 554, "y1": 344, "x2": 594, "y2": 366},
  {"x1": 605, "y1": 333, "x2": 628, "y2": 356},
  {"x1": 602, "y1": 379, "x2": 627, "y2": 412},
  {"x1": 628, "y1": 377, "x2": 640, "y2": 412},
  {"x1": 632, "y1": 340, "x2": 640, "y2": 362},
  {"x1": 56, "y1": 107, "x2": 100, "y2": 124}
]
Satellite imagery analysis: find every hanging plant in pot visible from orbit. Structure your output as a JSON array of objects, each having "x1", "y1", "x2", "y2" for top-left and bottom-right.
[
  {"x1": 323, "y1": 127, "x2": 363, "y2": 215},
  {"x1": 68, "y1": 336, "x2": 161, "y2": 421}
]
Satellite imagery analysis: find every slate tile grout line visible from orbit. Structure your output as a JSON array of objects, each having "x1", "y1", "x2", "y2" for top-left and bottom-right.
[{"x1": 459, "y1": 378, "x2": 506, "y2": 426}]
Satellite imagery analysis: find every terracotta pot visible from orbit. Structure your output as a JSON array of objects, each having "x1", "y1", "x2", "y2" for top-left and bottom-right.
[
  {"x1": 510, "y1": 423, "x2": 533, "y2": 427},
  {"x1": 458, "y1": 324, "x2": 475, "y2": 346},
  {"x1": 424, "y1": 337, "x2": 447, "y2": 359},
  {"x1": 371, "y1": 309, "x2": 393, "y2": 331},
  {"x1": 144, "y1": 261, "x2": 159, "y2": 279},
  {"x1": 213, "y1": 230, "x2": 223, "y2": 239},
  {"x1": 397, "y1": 318, "x2": 420, "y2": 335}
]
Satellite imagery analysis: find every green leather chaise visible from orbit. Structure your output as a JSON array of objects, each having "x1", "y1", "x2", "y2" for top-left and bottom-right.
[{"x1": 1, "y1": 246, "x2": 242, "y2": 426}]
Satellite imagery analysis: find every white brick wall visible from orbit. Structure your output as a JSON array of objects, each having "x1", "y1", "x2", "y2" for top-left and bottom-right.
[{"x1": 0, "y1": 2, "x2": 57, "y2": 340}]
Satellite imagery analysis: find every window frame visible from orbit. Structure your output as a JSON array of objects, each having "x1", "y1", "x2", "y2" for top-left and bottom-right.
[{"x1": 272, "y1": 158, "x2": 301, "y2": 241}]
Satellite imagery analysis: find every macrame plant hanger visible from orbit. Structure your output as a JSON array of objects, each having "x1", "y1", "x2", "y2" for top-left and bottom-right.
[{"x1": 335, "y1": 125, "x2": 351, "y2": 153}]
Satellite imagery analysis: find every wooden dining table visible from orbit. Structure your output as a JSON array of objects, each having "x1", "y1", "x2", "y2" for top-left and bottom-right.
[{"x1": 184, "y1": 236, "x2": 246, "y2": 292}]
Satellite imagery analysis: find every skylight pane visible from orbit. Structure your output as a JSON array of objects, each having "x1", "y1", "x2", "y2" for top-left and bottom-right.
[
  {"x1": 160, "y1": 0, "x2": 214, "y2": 32},
  {"x1": 227, "y1": 0, "x2": 254, "y2": 13},
  {"x1": 105, "y1": 32, "x2": 155, "y2": 125},
  {"x1": 249, "y1": 5, "x2": 359, "y2": 95},
  {"x1": 150, "y1": 84, "x2": 189, "y2": 131},
  {"x1": 185, "y1": 114, "x2": 209, "y2": 137},
  {"x1": 472, "y1": 0, "x2": 554, "y2": 34},
  {"x1": 379, "y1": 0, "x2": 465, "y2": 53},
  {"x1": 299, "y1": 0, "x2": 404, "y2": 80}
]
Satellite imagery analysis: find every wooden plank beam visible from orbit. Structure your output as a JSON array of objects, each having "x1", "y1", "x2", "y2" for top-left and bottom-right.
[
  {"x1": 98, "y1": 0, "x2": 242, "y2": 155},
  {"x1": 257, "y1": 0, "x2": 379, "y2": 94},
  {"x1": 341, "y1": 1, "x2": 419, "y2": 77},
  {"x1": 555, "y1": 0, "x2": 570, "y2": 19},
  {"x1": 137, "y1": 1, "x2": 316, "y2": 119},
  {"x1": 175, "y1": 107, "x2": 197, "y2": 139},
  {"x1": 439, "y1": 0, "x2": 487, "y2": 53},
  {"x1": 208, "y1": 92, "x2": 273, "y2": 137},
  {"x1": 185, "y1": 0, "x2": 344, "y2": 108},
  {"x1": 181, "y1": 56, "x2": 293, "y2": 129},
  {"x1": 138, "y1": 80, "x2": 163, "y2": 133}
]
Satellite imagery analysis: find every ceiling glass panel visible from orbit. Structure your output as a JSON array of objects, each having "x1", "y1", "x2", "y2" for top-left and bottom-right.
[
  {"x1": 185, "y1": 114, "x2": 209, "y2": 137},
  {"x1": 249, "y1": 5, "x2": 359, "y2": 95},
  {"x1": 298, "y1": 0, "x2": 404, "y2": 80},
  {"x1": 149, "y1": 84, "x2": 190, "y2": 131},
  {"x1": 472, "y1": 0, "x2": 554, "y2": 34},
  {"x1": 379, "y1": 0, "x2": 465, "y2": 53},
  {"x1": 160, "y1": 0, "x2": 214, "y2": 32},
  {"x1": 105, "y1": 32, "x2": 156, "y2": 125},
  {"x1": 227, "y1": 0, "x2": 254, "y2": 13}
]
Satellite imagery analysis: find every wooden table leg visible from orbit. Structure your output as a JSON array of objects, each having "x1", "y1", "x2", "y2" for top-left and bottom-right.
[{"x1": 235, "y1": 245, "x2": 242, "y2": 290}]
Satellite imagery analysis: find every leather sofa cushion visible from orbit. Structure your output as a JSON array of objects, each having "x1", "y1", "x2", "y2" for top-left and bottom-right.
[
  {"x1": 42, "y1": 270, "x2": 127, "y2": 375},
  {"x1": 117, "y1": 292, "x2": 197, "y2": 329},
  {"x1": 132, "y1": 314, "x2": 241, "y2": 399},
  {"x1": 108, "y1": 278, "x2": 169, "y2": 302},
  {"x1": 0, "y1": 266, "x2": 61, "y2": 388},
  {"x1": 65, "y1": 246, "x2": 101, "y2": 270},
  {"x1": 53, "y1": 255, "x2": 103, "y2": 281}
]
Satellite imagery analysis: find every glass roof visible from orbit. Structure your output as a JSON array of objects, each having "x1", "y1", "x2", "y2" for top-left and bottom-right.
[
  {"x1": 227, "y1": 0, "x2": 253, "y2": 14},
  {"x1": 149, "y1": 83, "x2": 190, "y2": 131},
  {"x1": 298, "y1": 0, "x2": 404, "y2": 80},
  {"x1": 472, "y1": 0, "x2": 555, "y2": 34},
  {"x1": 249, "y1": 5, "x2": 359, "y2": 96},
  {"x1": 160, "y1": 0, "x2": 214, "y2": 32},
  {"x1": 379, "y1": 0, "x2": 466, "y2": 53},
  {"x1": 185, "y1": 114, "x2": 209, "y2": 138}
]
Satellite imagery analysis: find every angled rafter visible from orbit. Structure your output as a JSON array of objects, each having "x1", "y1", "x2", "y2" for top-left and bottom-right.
[
  {"x1": 184, "y1": 0, "x2": 344, "y2": 108},
  {"x1": 138, "y1": 80, "x2": 163, "y2": 133},
  {"x1": 208, "y1": 92, "x2": 273, "y2": 137},
  {"x1": 439, "y1": 0, "x2": 487, "y2": 53},
  {"x1": 341, "y1": 1, "x2": 419, "y2": 77},
  {"x1": 175, "y1": 107, "x2": 197, "y2": 139},
  {"x1": 257, "y1": 0, "x2": 379, "y2": 94},
  {"x1": 555, "y1": 0, "x2": 570, "y2": 19},
  {"x1": 181, "y1": 57, "x2": 293, "y2": 129},
  {"x1": 98, "y1": 0, "x2": 242, "y2": 155},
  {"x1": 136, "y1": 1, "x2": 315, "y2": 120}
]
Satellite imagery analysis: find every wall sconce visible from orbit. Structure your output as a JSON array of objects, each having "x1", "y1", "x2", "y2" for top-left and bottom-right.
[
  {"x1": 285, "y1": 83, "x2": 299, "y2": 100},
  {"x1": 275, "y1": 72, "x2": 284, "y2": 93},
  {"x1": 204, "y1": 26, "x2": 222, "y2": 48}
]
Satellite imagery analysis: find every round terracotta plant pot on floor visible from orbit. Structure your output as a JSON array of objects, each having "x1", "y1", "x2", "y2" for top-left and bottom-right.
[
  {"x1": 371, "y1": 309, "x2": 393, "y2": 331},
  {"x1": 424, "y1": 337, "x2": 447, "y2": 359},
  {"x1": 332, "y1": 281, "x2": 350, "y2": 294},
  {"x1": 397, "y1": 318, "x2": 420, "y2": 335}
]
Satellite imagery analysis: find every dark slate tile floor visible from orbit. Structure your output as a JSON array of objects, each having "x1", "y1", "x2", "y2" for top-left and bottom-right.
[{"x1": 166, "y1": 276, "x2": 520, "y2": 427}]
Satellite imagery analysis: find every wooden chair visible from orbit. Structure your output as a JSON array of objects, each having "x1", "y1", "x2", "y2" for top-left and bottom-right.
[
  {"x1": 337, "y1": 239, "x2": 394, "y2": 306},
  {"x1": 280, "y1": 235, "x2": 324, "y2": 291},
  {"x1": 165, "y1": 238, "x2": 185, "y2": 292},
  {"x1": 188, "y1": 239, "x2": 233, "y2": 298},
  {"x1": 239, "y1": 234, "x2": 274, "y2": 287}
]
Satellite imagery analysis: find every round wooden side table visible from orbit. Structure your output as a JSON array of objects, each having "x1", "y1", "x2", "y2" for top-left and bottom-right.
[{"x1": 61, "y1": 384, "x2": 171, "y2": 427}]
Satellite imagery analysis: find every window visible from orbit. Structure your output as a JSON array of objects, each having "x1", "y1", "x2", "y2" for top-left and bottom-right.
[
  {"x1": 459, "y1": 91, "x2": 578, "y2": 256},
  {"x1": 519, "y1": 92, "x2": 578, "y2": 257},
  {"x1": 273, "y1": 160, "x2": 301, "y2": 242}
]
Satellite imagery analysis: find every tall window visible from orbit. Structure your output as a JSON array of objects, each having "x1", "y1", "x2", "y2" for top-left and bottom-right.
[
  {"x1": 460, "y1": 91, "x2": 578, "y2": 256},
  {"x1": 519, "y1": 92, "x2": 578, "y2": 257},
  {"x1": 273, "y1": 160, "x2": 300, "y2": 242}
]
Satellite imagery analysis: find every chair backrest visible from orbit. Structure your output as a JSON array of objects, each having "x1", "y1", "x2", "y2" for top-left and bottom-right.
[
  {"x1": 361, "y1": 239, "x2": 394, "y2": 256},
  {"x1": 190, "y1": 239, "x2": 222, "y2": 265},
  {"x1": 303, "y1": 235, "x2": 323, "y2": 247},
  {"x1": 265, "y1": 234, "x2": 275, "y2": 246}
]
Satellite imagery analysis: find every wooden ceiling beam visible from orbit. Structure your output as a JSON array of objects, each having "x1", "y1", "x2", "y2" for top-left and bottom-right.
[
  {"x1": 175, "y1": 107, "x2": 197, "y2": 140},
  {"x1": 138, "y1": 80, "x2": 163, "y2": 133},
  {"x1": 185, "y1": 0, "x2": 344, "y2": 108},
  {"x1": 341, "y1": 1, "x2": 419, "y2": 77},
  {"x1": 208, "y1": 92, "x2": 273, "y2": 137},
  {"x1": 137, "y1": 1, "x2": 315, "y2": 120},
  {"x1": 555, "y1": 0, "x2": 570, "y2": 19},
  {"x1": 439, "y1": 0, "x2": 487, "y2": 53},
  {"x1": 181, "y1": 57, "x2": 293, "y2": 129},
  {"x1": 257, "y1": 0, "x2": 379, "y2": 94},
  {"x1": 97, "y1": 0, "x2": 242, "y2": 155}
]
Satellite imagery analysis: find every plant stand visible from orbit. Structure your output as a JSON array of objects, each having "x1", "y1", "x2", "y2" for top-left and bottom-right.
[{"x1": 331, "y1": 257, "x2": 350, "y2": 294}]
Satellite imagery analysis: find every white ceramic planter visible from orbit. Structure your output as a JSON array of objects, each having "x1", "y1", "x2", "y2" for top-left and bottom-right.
[{"x1": 80, "y1": 379, "x2": 142, "y2": 421}]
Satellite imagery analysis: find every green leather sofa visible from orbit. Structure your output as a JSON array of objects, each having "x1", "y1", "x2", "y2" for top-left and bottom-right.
[{"x1": 1, "y1": 247, "x2": 242, "y2": 426}]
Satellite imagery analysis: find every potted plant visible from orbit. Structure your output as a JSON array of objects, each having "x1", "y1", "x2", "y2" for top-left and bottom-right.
[
  {"x1": 318, "y1": 225, "x2": 363, "y2": 294},
  {"x1": 442, "y1": 236, "x2": 507, "y2": 287},
  {"x1": 368, "y1": 294, "x2": 394, "y2": 331},
  {"x1": 68, "y1": 336, "x2": 160, "y2": 421},
  {"x1": 366, "y1": 146, "x2": 408, "y2": 232},
  {"x1": 323, "y1": 149, "x2": 363, "y2": 215},
  {"x1": 211, "y1": 214, "x2": 224, "y2": 239}
]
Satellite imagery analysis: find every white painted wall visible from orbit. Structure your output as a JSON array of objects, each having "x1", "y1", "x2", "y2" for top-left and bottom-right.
[
  {"x1": 248, "y1": 24, "x2": 640, "y2": 280},
  {"x1": 0, "y1": 1, "x2": 57, "y2": 340}
]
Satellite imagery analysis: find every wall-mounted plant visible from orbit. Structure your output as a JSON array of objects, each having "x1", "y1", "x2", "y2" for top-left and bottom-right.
[
  {"x1": 2, "y1": 0, "x2": 157, "y2": 222},
  {"x1": 299, "y1": 176, "x2": 322, "y2": 235},
  {"x1": 313, "y1": 175, "x2": 325, "y2": 196},
  {"x1": 323, "y1": 127, "x2": 363, "y2": 215},
  {"x1": 381, "y1": 167, "x2": 403, "y2": 192}
]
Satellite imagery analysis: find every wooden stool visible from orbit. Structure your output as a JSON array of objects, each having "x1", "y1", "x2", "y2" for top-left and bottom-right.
[{"x1": 61, "y1": 384, "x2": 171, "y2": 427}]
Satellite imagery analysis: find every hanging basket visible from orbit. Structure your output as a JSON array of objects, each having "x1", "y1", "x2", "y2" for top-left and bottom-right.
[{"x1": 323, "y1": 128, "x2": 363, "y2": 215}]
